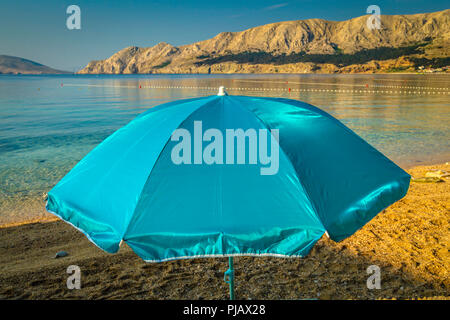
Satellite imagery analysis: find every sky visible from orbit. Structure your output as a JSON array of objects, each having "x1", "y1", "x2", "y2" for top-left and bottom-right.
[{"x1": 0, "y1": 0, "x2": 448, "y2": 71}]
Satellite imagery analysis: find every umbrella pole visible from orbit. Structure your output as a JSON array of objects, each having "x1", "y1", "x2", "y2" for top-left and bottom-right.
[{"x1": 224, "y1": 256, "x2": 235, "y2": 300}]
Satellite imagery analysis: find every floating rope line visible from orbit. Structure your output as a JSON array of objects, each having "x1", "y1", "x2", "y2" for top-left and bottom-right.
[
  {"x1": 372, "y1": 78, "x2": 450, "y2": 84},
  {"x1": 61, "y1": 84, "x2": 449, "y2": 95},
  {"x1": 372, "y1": 84, "x2": 448, "y2": 90},
  {"x1": 230, "y1": 79, "x2": 449, "y2": 91},
  {"x1": 139, "y1": 85, "x2": 449, "y2": 95},
  {"x1": 63, "y1": 84, "x2": 137, "y2": 88}
]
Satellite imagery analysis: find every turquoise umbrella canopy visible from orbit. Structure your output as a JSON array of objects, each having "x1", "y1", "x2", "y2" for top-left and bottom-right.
[{"x1": 46, "y1": 92, "x2": 410, "y2": 263}]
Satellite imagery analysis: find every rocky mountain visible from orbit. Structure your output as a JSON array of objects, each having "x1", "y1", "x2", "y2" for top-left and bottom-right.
[
  {"x1": 0, "y1": 55, "x2": 69, "y2": 75},
  {"x1": 79, "y1": 9, "x2": 450, "y2": 74}
]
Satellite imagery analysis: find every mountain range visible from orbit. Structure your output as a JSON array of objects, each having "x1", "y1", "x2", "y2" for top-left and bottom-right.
[
  {"x1": 1, "y1": 10, "x2": 448, "y2": 75},
  {"x1": 78, "y1": 9, "x2": 449, "y2": 74}
]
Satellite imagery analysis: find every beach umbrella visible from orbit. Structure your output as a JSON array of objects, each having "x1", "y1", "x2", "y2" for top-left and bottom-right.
[{"x1": 46, "y1": 87, "x2": 410, "y2": 299}]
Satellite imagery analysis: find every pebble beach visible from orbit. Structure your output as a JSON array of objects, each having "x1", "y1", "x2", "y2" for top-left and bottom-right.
[{"x1": 0, "y1": 163, "x2": 448, "y2": 300}]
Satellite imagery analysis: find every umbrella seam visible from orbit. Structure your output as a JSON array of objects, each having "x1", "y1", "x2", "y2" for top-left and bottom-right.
[
  {"x1": 261, "y1": 97, "x2": 407, "y2": 173},
  {"x1": 66, "y1": 101, "x2": 205, "y2": 244},
  {"x1": 122, "y1": 96, "x2": 222, "y2": 241},
  {"x1": 229, "y1": 96, "x2": 326, "y2": 232},
  {"x1": 249, "y1": 96, "x2": 410, "y2": 235}
]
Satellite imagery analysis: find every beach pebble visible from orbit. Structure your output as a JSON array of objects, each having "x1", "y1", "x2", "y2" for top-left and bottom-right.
[
  {"x1": 411, "y1": 177, "x2": 443, "y2": 183},
  {"x1": 425, "y1": 170, "x2": 449, "y2": 179},
  {"x1": 54, "y1": 251, "x2": 68, "y2": 259}
]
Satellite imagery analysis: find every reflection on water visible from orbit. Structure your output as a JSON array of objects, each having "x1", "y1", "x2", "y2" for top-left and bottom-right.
[{"x1": 0, "y1": 74, "x2": 449, "y2": 225}]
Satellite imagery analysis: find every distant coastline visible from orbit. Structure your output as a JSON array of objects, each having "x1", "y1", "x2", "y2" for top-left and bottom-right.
[
  {"x1": 0, "y1": 55, "x2": 70, "y2": 75},
  {"x1": 1, "y1": 70, "x2": 449, "y2": 76}
]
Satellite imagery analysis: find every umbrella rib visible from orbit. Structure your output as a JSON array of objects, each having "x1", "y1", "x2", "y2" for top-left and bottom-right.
[
  {"x1": 229, "y1": 97, "x2": 326, "y2": 232},
  {"x1": 121, "y1": 97, "x2": 223, "y2": 242},
  {"x1": 218, "y1": 97, "x2": 225, "y2": 252}
]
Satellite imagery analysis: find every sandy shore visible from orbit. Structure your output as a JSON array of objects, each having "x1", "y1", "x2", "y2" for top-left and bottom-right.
[{"x1": 0, "y1": 163, "x2": 448, "y2": 300}]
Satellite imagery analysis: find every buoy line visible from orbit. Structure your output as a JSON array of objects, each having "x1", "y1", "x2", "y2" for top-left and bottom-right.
[
  {"x1": 230, "y1": 79, "x2": 449, "y2": 91},
  {"x1": 60, "y1": 83, "x2": 449, "y2": 95},
  {"x1": 372, "y1": 78, "x2": 450, "y2": 84}
]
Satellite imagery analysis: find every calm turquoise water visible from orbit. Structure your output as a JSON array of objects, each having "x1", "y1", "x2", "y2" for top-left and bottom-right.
[{"x1": 0, "y1": 74, "x2": 449, "y2": 225}]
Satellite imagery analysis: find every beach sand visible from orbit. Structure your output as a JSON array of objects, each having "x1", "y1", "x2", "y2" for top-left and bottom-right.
[{"x1": 0, "y1": 163, "x2": 448, "y2": 300}]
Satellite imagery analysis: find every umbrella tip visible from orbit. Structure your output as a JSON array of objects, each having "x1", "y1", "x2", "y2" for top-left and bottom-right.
[{"x1": 218, "y1": 86, "x2": 228, "y2": 96}]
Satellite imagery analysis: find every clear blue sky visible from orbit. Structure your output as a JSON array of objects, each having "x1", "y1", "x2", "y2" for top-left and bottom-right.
[{"x1": 0, "y1": 0, "x2": 448, "y2": 71}]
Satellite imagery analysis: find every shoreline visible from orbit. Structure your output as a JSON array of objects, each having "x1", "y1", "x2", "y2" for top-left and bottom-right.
[
  {"x1": 0, "y1": 71, "x2": 450, "y2": 76},
  {"x1": 0, "y1": 162, "x2": 447, "y2": 230},
  {"x1": 0, "y1": 162, "x2": 448, "y2": 299}
]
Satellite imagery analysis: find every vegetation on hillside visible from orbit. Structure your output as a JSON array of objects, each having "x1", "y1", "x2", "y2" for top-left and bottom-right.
[
  {"x1": 408, "y1": 57, "x2": 450, "y2": 68},
  {"x1": 194, "y1": 43, "x2": 430, "y2": 67}
]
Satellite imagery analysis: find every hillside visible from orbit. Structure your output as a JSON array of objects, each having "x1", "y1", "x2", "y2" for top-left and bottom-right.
[
  {"x1": 0, "y1": 55, "x2": 69, "y2": 75},
  {"x1": 79, "y1": 9, "x2": 450, "y2": 74}
]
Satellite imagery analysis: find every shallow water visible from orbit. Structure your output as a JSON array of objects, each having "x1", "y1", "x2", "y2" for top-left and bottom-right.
[{"x1": 0, "y1": 74, "x2": 449, "y2": 225}]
